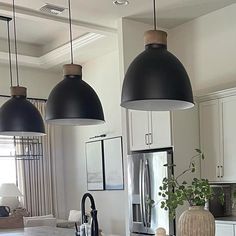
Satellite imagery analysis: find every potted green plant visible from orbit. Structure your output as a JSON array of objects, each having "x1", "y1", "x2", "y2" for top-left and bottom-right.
[{"x1": 158, "y1": 149, "x2": 224, "y2": 236}]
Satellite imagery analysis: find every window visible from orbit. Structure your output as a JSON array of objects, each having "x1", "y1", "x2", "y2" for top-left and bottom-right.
[
  {"x1": 0, "y1": 158, "x2": 16, "y2": 185},
  {"x1": 0, "y1": 136, "x2": 43, "y2": 186},
  {"x1": 0, "y1": 136, "x2": 17, "y2": 185}
]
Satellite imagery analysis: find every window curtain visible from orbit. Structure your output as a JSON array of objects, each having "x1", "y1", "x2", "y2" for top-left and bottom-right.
[{"x1": 17, "y1": 100, "x2": 59, "y2": 217}]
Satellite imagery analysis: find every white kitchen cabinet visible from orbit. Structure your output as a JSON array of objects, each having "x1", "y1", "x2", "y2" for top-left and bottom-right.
[
  {"x1": 199, "y1": 100, "x2": 222, "y2": 182},
  {"x1": 221, "y1": 96, "x2": 236, "y2": 182},
  {"x1": 128, "y1": 110, "x2": 150, "y2": 151},
  {"x1": 150, "y1": 111, "x2": 171, "y2": 150},
  {"x1": 199, "y1": 95, "x2": 236, "y2": 182},
  {"x1": 215, "y1": 223, "x2": 234, "y2": 236},
  {"x1": 128, "y1": 110, "x2": 171, "y2": 151}
]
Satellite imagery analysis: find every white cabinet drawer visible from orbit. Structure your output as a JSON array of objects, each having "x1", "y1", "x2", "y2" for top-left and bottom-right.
[{"x1": 215, "y1": 223, "x2": 234, "y2": 236}]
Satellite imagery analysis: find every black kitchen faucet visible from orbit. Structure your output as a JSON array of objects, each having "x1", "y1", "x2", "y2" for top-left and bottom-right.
[{"x1": 81, "y1": 193, "x2": 99, "y2": 236}]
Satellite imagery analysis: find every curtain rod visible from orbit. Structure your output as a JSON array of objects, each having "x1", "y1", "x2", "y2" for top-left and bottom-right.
[{"x1": 0, "y1": 94, "x2": 47, "y2": 102}]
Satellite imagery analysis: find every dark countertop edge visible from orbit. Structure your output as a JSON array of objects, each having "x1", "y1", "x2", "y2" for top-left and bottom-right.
[{"x1": 215, "y1": 216, "x2": 236, "y2": 223}]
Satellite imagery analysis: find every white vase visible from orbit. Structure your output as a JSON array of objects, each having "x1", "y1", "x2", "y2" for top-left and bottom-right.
[{"x1": 178, "y1": 206, "x2": 215, "y2": 236}]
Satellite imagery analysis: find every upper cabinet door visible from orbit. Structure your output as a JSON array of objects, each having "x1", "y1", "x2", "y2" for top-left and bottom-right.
[
  {"x1": 221, "y1": 96, "x2": 236, "y2": 182},
  {"x1": 128, "y1": 110, "x2": 172, "y2": 151},
  {"x1": 128, "y1": 110, "x2": 150, "y2": 151},
  {"x1": 150, "y1": 111, "x2": 172, "y2": 149},
  {"x1": 199, "y1": 100, "x2": 222, "y2": 182}
]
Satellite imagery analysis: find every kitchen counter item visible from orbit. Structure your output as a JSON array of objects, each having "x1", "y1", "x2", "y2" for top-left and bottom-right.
[
  {"x1": 0, "y1": 206, "x2": 10, "y2": 217},
  {"x1": 0, "y1": 208, "x2": 29, "y2": 229},
  {"x1": 156, "y1": 227, "x2": 166, "y2": 236},
  {"x1": 178, "y1": 206, "x2": 215, "y2": 236}
]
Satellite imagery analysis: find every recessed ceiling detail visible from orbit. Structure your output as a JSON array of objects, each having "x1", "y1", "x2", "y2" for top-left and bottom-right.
[
  {"x1": 0, "y1": 2, "x2": 117, "y2": 71},
  {"x1": 0, "y1": 32, "x2": 106, "y2": 69},
  {"x1": 39, "y1": 3, "x2": 66, "y2": 16}
]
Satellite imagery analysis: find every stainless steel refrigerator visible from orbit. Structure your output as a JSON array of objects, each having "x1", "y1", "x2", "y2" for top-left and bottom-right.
[{"x1": 127, "y1": 149, "x2": 175, "y2": 236}]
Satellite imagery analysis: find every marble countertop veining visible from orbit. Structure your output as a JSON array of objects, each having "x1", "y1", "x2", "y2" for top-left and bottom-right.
[{"x1": 0, "y1": 226, "x2": 76, "y2": 236}]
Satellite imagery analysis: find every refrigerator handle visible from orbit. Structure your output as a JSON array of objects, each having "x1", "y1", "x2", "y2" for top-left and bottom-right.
[
  {"x1": 139, "y1": 159, "x2": 146, "y2": 227},
  {"x1": 144, "y1": 159, "x2": 152, "y2": 228},
  {"x1": 141, "y1": 161, "x2": 146, "y2": 228}
]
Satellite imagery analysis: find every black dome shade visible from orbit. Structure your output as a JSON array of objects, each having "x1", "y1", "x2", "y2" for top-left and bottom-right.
[
  {"x1": 0, "y1": 95, "x2": 45, "y2": 136},
  {"x1": 121, "y1": 30, "x2": 194, "y2": 111},
  {"x1": 46, "y1": 73, "x2": 105, "y2": 125}
]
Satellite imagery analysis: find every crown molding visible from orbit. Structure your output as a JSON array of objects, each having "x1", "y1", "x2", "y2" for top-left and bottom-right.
[
  {"x1": 0, "y1": 52, "x2": 41, "y2": 68},
  {"x1": 196, "y1": 87, "x2": 236, "y2": 102},
  {"x1": 0, "y1": 32, "x2": 106, "y2": 69},
  {"x1": 40, "y1": 33, "x2": 105, "y2": 68}
]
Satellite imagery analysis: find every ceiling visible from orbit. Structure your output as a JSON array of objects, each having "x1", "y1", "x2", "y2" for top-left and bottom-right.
[
  {"x1": 0, "y1": 0, "x2": 235, "y2": 29},
  {"x1": 131, "y1": 0, "x2": 236, "y2": 28},
  {"x1": 0, "y1": 17, "x2": 87, "y2": 47},
  {"x1": 0, "y1": 0, "x2": 235, "y2": 70}
]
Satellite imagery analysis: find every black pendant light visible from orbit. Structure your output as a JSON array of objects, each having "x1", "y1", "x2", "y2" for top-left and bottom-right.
[
  {"x1": 0, "y1": 1, "x2": 45, "y2": 136},
  {"x1": 45, "y1": 0, "x2": 105, "y2": 125},
  {"x1": 121, "y1": 0, "x2": 194, "y2": 111}
]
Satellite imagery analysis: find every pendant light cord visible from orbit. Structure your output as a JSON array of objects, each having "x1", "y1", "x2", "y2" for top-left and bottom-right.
[
  {"x1": 7, "y1": 20, "x2": 13, "y2": 87},
  {"x1": 12, "y1": 0, "x2": 20, "y2": 86},
  {"x1": 68, "y1": 0, "x2": 74, "y2": 64},
  {"x1": 153, "y1": 0, "x2": 157, "y2": 30}
]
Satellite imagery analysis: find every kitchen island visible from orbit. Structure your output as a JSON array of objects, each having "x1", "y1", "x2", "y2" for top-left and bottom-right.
[
  {"x1": 0, "y1": 226, "x2": 75, "y2": 235},
  {"x1": 0, "y1": 226, "x2": 110, "y2": 236}
]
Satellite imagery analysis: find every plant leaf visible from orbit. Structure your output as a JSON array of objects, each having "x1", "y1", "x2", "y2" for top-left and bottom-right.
[{"x1": 195, "y1": 149, "x2": 201, "y2": 154}]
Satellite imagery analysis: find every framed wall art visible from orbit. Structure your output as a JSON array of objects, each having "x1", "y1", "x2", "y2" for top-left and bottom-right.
[
  {"x1": 103, "y1": 137, "x2": 124, "y2": 190},
  {"x1": 85, "y1": 136, "x2": 124, "y2": 191},
  {"x1": 85, "y1": 141, "x2": 104, "y2": 191}
]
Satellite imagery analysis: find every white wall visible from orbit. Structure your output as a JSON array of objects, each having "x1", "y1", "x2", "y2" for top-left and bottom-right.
[
  {"x1": 0, "y1": 64, "x2": 61, "y2": 99},
  {"x1": 62, "y1": 50, "x2": 126, "y2": 235},
  {"x1": 0, "y1": 64, "x2": 66, "y2": 218},
  {"x1": 168, "y1": 3, "x2": 236, "y2": 95}
]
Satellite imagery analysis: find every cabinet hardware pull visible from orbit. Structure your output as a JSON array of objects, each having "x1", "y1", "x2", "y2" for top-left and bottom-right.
[
  {"x1": 217, "y1": 166, "x2": 220, "y2": 178},
  {"x1": 145, "y1": 134, "x2": 149, "y2": 145},
  {"x1": 149, "y1": 133, "x2": 153, "y2": 145},
  {"x1": 220, "y1": 166, "x2": 223, "y2": 178}
]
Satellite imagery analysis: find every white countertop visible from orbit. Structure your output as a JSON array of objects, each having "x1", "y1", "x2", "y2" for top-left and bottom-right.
[
  {"x1": 0, "y1": 227, "x2": 112, "y2": 236},
  {"x1": 0, "y1": 226, "x2": 75, "y2": 236}
]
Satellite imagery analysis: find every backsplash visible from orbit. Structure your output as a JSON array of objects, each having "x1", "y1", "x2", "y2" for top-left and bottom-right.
[
  {"x1": 209, "y1": 183, "x2": 236, "y2": 217},
  {"x1": 231, "y1": 184, "x2": 236, "y2": 216}
]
